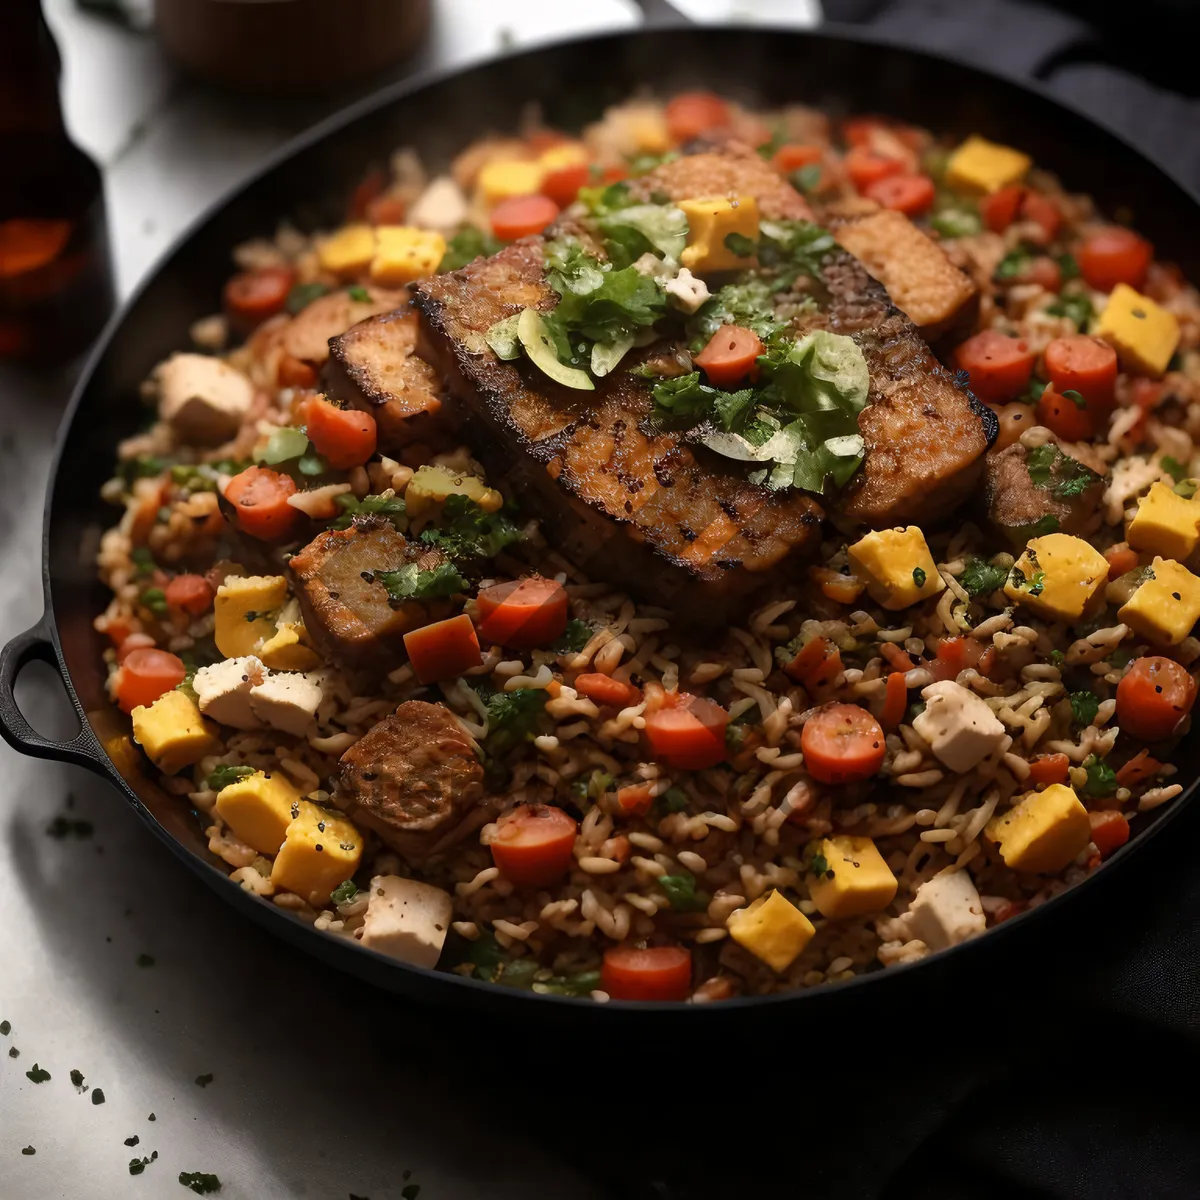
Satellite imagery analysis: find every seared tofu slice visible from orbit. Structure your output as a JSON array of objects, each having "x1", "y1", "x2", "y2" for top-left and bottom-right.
[
  {"x1": 288, "y1": 516, "x2": 451, "y2": 677},
  {"x1": 157, "y1": 353, "x2": 255, "y2": 444},
  {"x1": 280, "y1": 286, "x2": 406, "y2": 366},
  {"x1": 829, "y1": 208, "x2": 979, "y2": 341},
  {"x1": 331, "y1": 701, "x2": 484, "y2": 863},
  {"x1": 983, "y1": 440, "x2": 1104, "y2": 547},
  {"x1": 324, "y1": 305, "x2": 445, "y2": 452}
]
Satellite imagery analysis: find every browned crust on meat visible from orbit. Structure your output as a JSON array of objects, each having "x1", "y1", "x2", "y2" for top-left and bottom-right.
[
  {"x1": 281, "y1": 286, "x2": 407, "y2": 365},
  {"x1": 331, "y1": 701, "x2": 484, "y2": 862}
]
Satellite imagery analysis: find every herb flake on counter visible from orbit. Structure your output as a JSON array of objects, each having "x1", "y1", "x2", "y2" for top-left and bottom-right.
[
  {"x1": 70, "y1": 1069, "x2": 85, "y2": 1090},
  {"x1": 46, "y1": 816, "x2": 94, "y2": 839},
  {"x1": 0, "y1": 1020, "x2": 9, "y2": 1036},
  {"x1": 92, "y1": 1088, "x2": 105, "y2": 1105},
  {"x1": 130, "y1": 1152, "x2": 158, "y2": 1176},
  {"x1": 194, "y1": 1073, "x2": 214, "y2": 1088},
  {"x1": 8, "y1": 1047, "x2": 18, "y2": 1059},
  {"x1": 179, "y1": 1171, "x2": 221, "y2": 1194},
  {"x1": 125, "y1": 1136, "x2": 140, "y2": 1147},
  {"x1": 149, "y1": 1113, "x2": 156, "y2": 1121},
  {"x1": 25, "y1": 1064, "x2": 50, "y2": 1083},
  {"x1": 21, "y1": 1146, "x2": 35, "y2": 1156}
]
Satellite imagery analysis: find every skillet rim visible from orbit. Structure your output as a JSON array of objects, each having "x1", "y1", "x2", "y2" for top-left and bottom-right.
[{"x1": 19, "y1": 19, "x2": 1200, "y2": 1015}]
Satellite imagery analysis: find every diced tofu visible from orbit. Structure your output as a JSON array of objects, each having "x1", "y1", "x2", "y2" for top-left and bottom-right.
[
  {"x1": 404, "y1": 463, "x2": 502, "y2": 519},
  {"x1": 945, "y1": 134, "x2": 1031, "y2": 194},
  {"x1": 726, "y1": 889, "x2": 815, "y2": 973},
  {"x1": 271, "y1": 801, "x2": 363, "y2": 906},
  {"x1": 1096, "y1": 283, "x2": 1180, "y2": 378},
  {"x1": 407, "y1": 176, "x2": 468, "y2": 234},
  {"x1": 1003, "y1": 532, "x2": 1108, "y2": 621},
  {"x1": 1118, "y1": 555, "x2": 1200, "y2": 646},
  {"x1": 847, "y1": 526, "x2": 945, "y2": 610},
  {"x1": 477, "y1": 159, "x2": 543, "y2": 206},
  {"x1": 537, "y1": 142, "x2": 588, "y2": 172},
  {"x1": 247, "y1": 671, "x2": 323, "y2": 736},
  {"x1": 904, "y1": 870, "x2": 986, "y2": 951},
  {"x1": 369, "y1": 226, "x2": 448, "y2": 288},
  {"x1": 678, "y1": 195, "x2": 760, "y2": 276},
  {"x1": 192, "y1": 655, "x2": 266, "y2": 729},
  {"x1": 985, "y1": 782, "x2": 1091, "y2": 873},
  {"x1": 156, "y1": 353, "x2": 254, "y2": 445},
  {"x1": 359, "y1": 875, "x2": 453, "y2": 968},
  {"x1": 1126, "y1": 481, "x2": 1200, "y2": 560},
  {"x1": 215, "y1": 769, "x2": 302, "y2": 856},
  {"x1": 663, "y1": 267, "x2": 711, "y2": 314},
  {"x1": 913, "y1": 680, "x2": 1007, "y2": 773},
  {"x1": 626, "y1": 109, "x2": 671, "y2": 154},
  {"x1": 258, "y1": 623, "x2": 321, "y2": 672},
  {"x1": 214, "y1": 575, "x2": 289, "y2": 658},
  {"x1": 317, "y1": 223, "x2": 376, "y2": 277},
  {"x1": 130, "y1": 690, "x2": 219, "y2": 776},
  {"x1": 806, "y1": 836, "x2": 898, "y2": 919}
]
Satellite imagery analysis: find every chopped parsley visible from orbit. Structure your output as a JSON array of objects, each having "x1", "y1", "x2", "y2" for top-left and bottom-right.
[
  {"x1": 0, "y1": 1020, "x2": 8, "y2": 1036},
  {"x1": 791, "y1": 163, "x2": 822, "y2": 193},
  {"x1": 1026, "y1": 443, "x2": 1098, "y2": 498},
  {"x1": 131, "y1": 547, "x2": 157, "y2": 577},
  {"x1": 46, "y1": 815, "x2": 94, "y2": 839},
  {"x1": 1050, "y1": 649, "x2": 1065, "y2": 666},
  {"x1": 1046, "y1": 291, "x2": 1093, "y2": 329},
  {"x1": 285, "y1": 281, "x2": 328, "y2": 315},
  {"x1": 1057, "y1": 252, "x2": 1081, "y2": 280},
  {"x1": 125, "y1": 1136, "x2": 140, "y2": 1147},
  {"x1": 1069, "y1": 690, "x2": 1100, "y2": 727},
  {"x1": 1022, "y1": 377, "x2": 1048, "y2": 405},
  {"x1": 656, "y1": 871, "x2": 709, "y2": 912},
  {"x1": 1082, "y1": 756, "x2": 1117, "y2": 798},
  {"x1": 1021, "y1": 514, "x2": 1060, "y2": 537},
  {"x1": 330, "y1": 879, "x2": 358, "y2": 906},
  {"x1": 259, "y1": 425, "x2": 309, "y2": 465},
  {"x1": 959, "y1": 557, "x2": 1010, "y2": 598},
  {"x1": 552, "y1": 619, "x2": 593, "y2": 654},
  {"x1": 25, "y1": 1063, "x2": 50, "y2": 1083},
  {"x1": 995, "y1": 247, "x2": 1033, "y2": 280},
  {"x1": 21, "y1": 1147, "x2": 34, "y2": 1156},
  {"x1": 70, "y1": 1069, "x2": 85, "y2": 1089},
  {"x1": 723, "y1": 230, "x2": 757, "y2": 258},
  {"x1": 92, "y1": 1088, "x2": 105, "y2": 1105},
  {"x1": 376, "y1": 561, "x2": 468, "y2": 605},
  {"x1": 1161, "y1": 456, "x2": 1187, "y2": 483},
  {"x1": 808, "y1": 852, "x2": 833, "y2": 879},
  {"x1": 1061, "y1": 388, "x2": 1087, "y2": 409},
  {"x1": 912, "y1": 567, "x2": 927, "y2": 589},
  {"x1": 129, "y1": 1152, "x2": 158, "y2": 1176},
  {"x1": 654, "y1": 786, "x2": 690, "y2": 816},
  {"x1": 329, "y1": 491, "x2": 406, "y2": 531},
  {"x1": 686, "y1": 276, "x2": 791, "y2": 348},
  {"x1": 472, "y1": 684, "x2": 549, "y2": 759},
  {"x1": 418, "y1": 494, "x2": 521, "y2": 561},
  {"x1": 8, "y1": 1047, "x2": 18, "y2": 1059},
  {"x1": 206, "y1": 765, "x2": 254, "y2": 792},
  {"x1": 439, "y1": 227, "x2": 503, "y2": 273},
  {"x1": 194, "y1": 1073, "x2": 214, "y2": 1088},
  {"x1": 140, "y1": 588, "x2": 168, "y2": 617},
  {"x1": 1176, "y1": 479, "x2": 1199, "y2": 499},
  {"x1": 347, "y1": 285, "x2": 371, "y2": 303},
  {"x1": 178, "y1": 1171, "x2": 222, "y2": 1194}
]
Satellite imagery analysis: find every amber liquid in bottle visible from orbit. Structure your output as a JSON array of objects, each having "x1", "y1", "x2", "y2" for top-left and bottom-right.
[{"x1": 0, "y1": 0, "x2": 114, "y2": 361}]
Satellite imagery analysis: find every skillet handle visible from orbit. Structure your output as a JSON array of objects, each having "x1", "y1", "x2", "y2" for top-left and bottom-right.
[{"x1": 0, "y1": 617, "x2": 110, "y2": 774}]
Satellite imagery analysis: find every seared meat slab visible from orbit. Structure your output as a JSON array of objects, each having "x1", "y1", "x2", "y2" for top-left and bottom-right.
[
  {"x1": 332, "y1": 700, "x2": 484, "y2": 862},
  {"x1": 983, "y1": 440, "x2": 1104, "y2": 545}
]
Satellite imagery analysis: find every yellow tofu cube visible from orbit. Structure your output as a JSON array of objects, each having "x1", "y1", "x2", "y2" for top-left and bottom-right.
[
  {"x1": 538, "y1": 142, "x2": 589, "y2": 172},
  {"x1": 404, "y1": 463, "x2": 502, "y2": 519},
  {"x1": 847, "y1": 526, "x2": 945, "y2": 610},
  {"x1": 215, "y1": 769, "x2": 302, "y2": 856},
  {"x1": 130, "y1": 690, "x2": 219, "y2": 776},
  {"x1": 1003, "y1": 532, "x2": 1108, "y2": 621},
  {"x1": 258, "y1": 622, "x2": 321, "y2": 672},
  {"x1": 1126, "y1": 481, "x2": 1200, "y2": 560},
  {"x1": 1096, "y1": 283, "x2": 1180, "y2": 378},
  {"x1": 1118, "y1": 555, "x2": 1200, "y2": 646},
  {"x1": 271, "y1": 801, "x2": 363, "y2": 906},
  {"x1": 214, "y1": 575, "x2": 289, "y2": 658},
  {"x1": 945, "y1": 134, "x2": 1032, "y2": 194},
  {"x1": 726, "y1": 889, "x2": 815, "y2": 974},
  {"x1": 478, "y1": 159, "x2": 543, "y2": 206},
  {"x1": 369, "y1": 225, "x2": 447, "y2": 288},
  {"x1": 985, "y1": 783, "x2": 1091, "y2": 873},
  {"x1": 678, "y1": 195, "x2": 760, "y2": 275},
  {"x1": 317, "y1": 223, "x2": 376, "y2": 277},
  {"x1": 626, "y1": 109, "x2": 671, "y2": 154},
  {"x1": 806, "y1": 836, "x2": 898, "y2": 919}
]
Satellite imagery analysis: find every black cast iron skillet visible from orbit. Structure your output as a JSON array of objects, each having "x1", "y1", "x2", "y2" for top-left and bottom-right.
[{"x1": 3, "y1": 18, "x2": 1198, "y2": 1020}]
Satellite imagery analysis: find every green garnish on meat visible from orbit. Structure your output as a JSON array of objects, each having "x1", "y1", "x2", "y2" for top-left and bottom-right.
[
  {"x1": 1025, "y1": 443, "x2": 1098, "y2": 498},
  {"x1": 438, "y1": 227, "x2": 502, "y2": 273},
  {"x1": 377, "y1": 561, "x2": 469, "y2": 604}
]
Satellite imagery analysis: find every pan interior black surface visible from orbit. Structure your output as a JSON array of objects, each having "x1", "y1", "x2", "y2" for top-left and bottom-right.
[{"x1": 23, "y1": 24, "x2": 1200, "y2": 1015}]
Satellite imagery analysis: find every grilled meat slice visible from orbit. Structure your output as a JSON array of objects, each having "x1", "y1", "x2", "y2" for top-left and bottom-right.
[
  {"x1": 288, "y1": 516, "x2": 451, "y2": 677},
  {"x1": 414, "y1": 239, "x2": 824, "y2": 622},
  {"x1": 828, "y1": 208, "x2": 979, "y2": 342},
  {"x1": 983, "y1": 440, "x2": 1104, "y2": 546},
  {"x1": 332, "y1": 701, "x2": 484, "y2": 862},
  {"x1": 280, "y1": 286, "x2": 406, "y2": 367},
  {"x1": 324, "y1": 305, "x2": 446, "y2": 453}
]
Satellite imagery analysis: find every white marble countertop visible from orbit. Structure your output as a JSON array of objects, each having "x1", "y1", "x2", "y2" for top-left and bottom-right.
[{"x1": 0, "y1": 3, "x2": 822, "y2": 1198}]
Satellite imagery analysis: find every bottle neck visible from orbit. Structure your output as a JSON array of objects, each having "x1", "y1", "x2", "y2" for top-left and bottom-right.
[{"x1": 0, "y1": 0, "x2": 65, "y2": 137}]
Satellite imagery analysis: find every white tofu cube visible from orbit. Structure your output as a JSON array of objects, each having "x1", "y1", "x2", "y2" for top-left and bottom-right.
[
  {"x1": 248, "y1": 671, "x2": 323, "y2": 736},
  {"x1": 407, "y1": 176, "x2": 468, "y2": 234},
  {"x1": 193, "y1": 655, "x2": 265, "y2": 730},
  {"x1": 360, "y1": 875, "x2": 453, "y2": 969},
  {"x1": 157, "y1": 353, "x2": 254, "y2": 444},
  {"x1": 912, "y1": 680, "x2": 1006, "y2": 773},
  {"x1": 905, "y1": 869, "x2": 986, "y2": 951}
]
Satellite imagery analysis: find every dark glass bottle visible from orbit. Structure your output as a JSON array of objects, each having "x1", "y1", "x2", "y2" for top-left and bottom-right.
[{"x1": 0, "y1": 0, "x2": 114, "y2": 362}]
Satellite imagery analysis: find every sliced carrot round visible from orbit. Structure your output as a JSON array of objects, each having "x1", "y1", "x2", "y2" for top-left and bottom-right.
[
  {"x1": 490, "y1": 194, "x2": 560, "y2": 241},
  {"x1": 784, "y1": 636, "x2": 843, "y2": 690},
  {"x1": 364, "y1": 194, "x2": 407, "y2": 225},
  {"x1": 770, "y1": 143, "x2": 821, "y2": 174},
  {"x1": 1088, "y1": 810, "x2": 1130, "y2": 858},
  {"x1": 929, "y1": 636, "x2": 995, "y2": 682},
  {"x1": 601, "y1": 945, "x2": 692, "y2": 1002},
  {"x1": 1104, "y1": 544, "x2": 1140, "y2": 580},
  {"x1": 301, "y1": 395, "x2": 377, "y2": 469},
  {"x1": 224, "y1": 466, "x2": 299, "y2": 542},
  {"x1": 694, "y1": 325, "x2": 764, "y2": 389},
  {"x1": 573, "y1": 673, "x2": 641, "y2": 709},
  {"x1": 881, "y1": 670, "x2": 908, "y2": 730},
  {"x1": 1021, "y1": 191, "x2": 1061, "y2": 240},
  {"x1": 1028, "y1": 753, "x2": 1070, "y2": 786},
  {"x1": 665, "y1": 92, "x2": 730, "y2": 144},
  {"x1": 541, "y1": 163, "x2": 590, "y2": 208},
  {"x1": 615, "y1": 783, "x2": 654, "y2": 816},
  {"x1": 476, "y1": 576, "x2": 568, "y2": 649},
  {"x1": 642, "y1": 695, "x2": 728, "y2": 771},
  {"x1": 1037, "y1": 385, "x2": 1095, "y2": 442},
  {"x1": 800, "y1": 703, "x2": 886, "y2": 785},
  {"x1": 863, "y1": 173, "x2": 935, "y2": 216},
  {"x1": 164, "y1": 574, "x2": 215, "y2": 616},
  {"x1": 403, "y1": 614, "x2": 480, "y2": 684},
  {"x1": 223, "y1": 266, "x2": 295, "y2": 329},
  {"x1": 1043, "y1": 335, "x2": 1118, "y2": 408},
  {"x1": 490, "y1": 804, "x2": 578, "y2": 887},
  {"x1": 116, "y1": 647, "x2": 186, "y2": 714},
  {"x1": 1116, "y1": 656, "x2": 1196, "y2": 741},
  {"x1": 953, "y1": 329, "x2": 1035, "y2": 403},
  {"x1": 844, "y1": 145, "x2": 905, "y2": 191},
  {"x1": 1078, "y1": 227, "x2": 1152, "y2": 292},
  {"x1": 278, "y1": 353, "x2": 318, "y2": 389},
  {"x1": 980, "y1": 185, "x2": 1026, "y2": 233},
  {"x1": 1114, "y1": 749, "x2": 1162, "y2": 789}
]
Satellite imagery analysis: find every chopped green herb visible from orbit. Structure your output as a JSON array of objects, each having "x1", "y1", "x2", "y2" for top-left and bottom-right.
[
  {"x1": 1046, "y1": 291, "x2": 1093, "y2": 329},
  {"x1": 131, "y1": 547, "x2": 157, "y2": 577},
  {"x1": 0, "y1": 1020, "x2": 9, "y2": 1036},
  {"x1": 8, "y1": 1047, "x2": 18, "y2": 1059},
  {"x1": 656, "y1": 871, "x2": 709, "y2": 912},
  {"x1": 285, "y1": 282, "x2": 328, "y2": 315},
  {"x1": 259, "y1": 426, "x2": 309, "y2": 465},
  {"x1": 140, "y1": 588, "x2": 168, "y2": 617},
  {"x1": 21, "y1": 1147, "x2": 34, "y2": 1156},
  {"x1": 1175, "y1": 479, "x2": 1199, "y2": 499},
  {"x1": 178, "y1": 1171, "x2": 221, "y2": 1194},
  {"x1": 1021, "y1": 514, "x2": 1060, "y2": 538},
  {"x1": 125, "y1": 1136, "x2": 140, "y2": 1147},
  {"x1": 1026, "y1": 442, "x2": 1098, "y2": 498},
  {"x1": 1082, "y1": 756, "x2": 1117, "y2": 798},
  {"x1": 725, "y1": 723, "x2": 747, "y2": 751},
  {"x1": 1061, "y1": 388, "x2": 1087, "y2": 409},
  {"x1": 808, "y1": 852, "x2": 832, "y2": 879},
  {"x1": 347, "y1": 285, "x2": 371, "y2": 303},
  {"x1": 552, "y1": 619, "x2": 593, "y2": 654},
  {"x1": 46, "y1": 815, "x2": 94, "y2": 839},
  {"x1": 194, "y1": 1073, "x2": 213, "y2": 1088},
  {"x1": 959, "y1": 557, "x2": 1010, "y2": 598},
  {"x1": 792, "y1": 163, "x2": 822, "y2": 193},
  {"x1": 25, "y1": 1063, "x2": 50, "y2": 1083},
  {"x1": 418, "y1": 494, "x2": 521, "y2": 561},
  {"x1": 136, "y1": 954, "x2": 155, "y2": 968},
  {"x1": 329, "y1": 491, "x2": 406, "y2": 531},
  {"x1": 995, "y1": 247, "x2": 1033, "y2": 280},
  {"x1": 129, "y1": 1153, "x2": 159, "y2": 1176},
  {"x1": 1070, "y1": 690, "x2": 1100, "y2": 727},
  {"x1": 117, "y1": 455, "x2": 168, "y2": 491},
  {"x1": 655, "y1": 786, "x2": 690, "y2": 816},
  {"x1": 1021, "y1": 377, "x2": 1048, "y2": 405},
  {"x1": 686, "y1": 276, "x2": 790, "y2": 348},
  {"x1": 439, "y1": 227, "x2": 503, "y2": 273},
  {"x1": 92, "y1": 1088, "x2": 105, "y2": 1105},
  {"x1": 912, "y1": 567, "x2": 927, "y2": 589},
  {"x1": 1049, "y1": 649, "x2": 1065, "y2": 665},
  {"x1": 330, "y1": 880, "x2": 358, "y2": 906},
  {"x1": 929, "y1": 207, "x2": 982, "y2": 239},
  {"x1": 590, "y1": 201, "x2": 688, "y2": 269},
  {"x1": 1057, "y1": 253, "x2": 1080, "y2": 280},
  {"x1": 626, "y1": 150, "x2": 679, "y2": 175},
  {"x1": 296, "y1": 451, "x2": 328, "y2": 477},
  {"x1": 376, "y1": 561, "x2": 468, "y2": 605},
  {"x1": 1161, "y1": 456, "x2": 1187, "y2": 483},
  {"x1": 206, "y1": 765, "x2": 254, "y2": 792},
  {"x1": 723, "y1": 231, "x2": 757, "y2": 258},
  {"x1": 472, "y1": 684, "x2": 548, "y2": 760}
]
